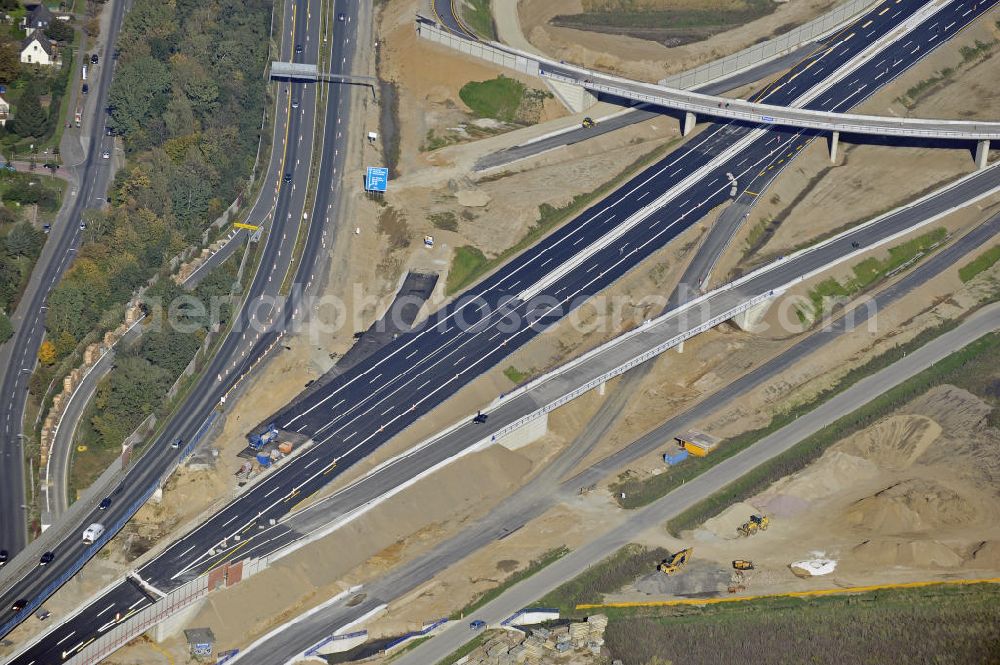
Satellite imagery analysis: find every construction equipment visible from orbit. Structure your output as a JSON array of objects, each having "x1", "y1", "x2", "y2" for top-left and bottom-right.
[
  {"x1": 657, "y1": 547, "x2": 692, "y2": 575},
  {"x1": 581, "y1": 116, "x2": 595, "y2": 129},
  {"x1": 737, "y1": 514, "x2": 769, "y2": 537},
  {"x1": 732, "y1": 560, "x2": 754, "y2": 571}
]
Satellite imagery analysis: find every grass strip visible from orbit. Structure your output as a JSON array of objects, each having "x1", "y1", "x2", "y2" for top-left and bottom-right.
[
  {"x1": 959, "y1": 244, "x2": 1000, "y2": 282},
  {"x1": 460, "y1": 0, "x2": 496, "y2": 40},
  {"x1": 666, "y1": 330, "x2": 1000, "y2": 536},
  {"x1": 437, "y1": 631, "x2": 490, "y2": 665}
]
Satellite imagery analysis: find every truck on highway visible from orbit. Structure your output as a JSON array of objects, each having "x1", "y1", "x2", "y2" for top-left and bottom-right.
[{"x1": 82, "y1": 523, "x2": 105, "y2": 545}]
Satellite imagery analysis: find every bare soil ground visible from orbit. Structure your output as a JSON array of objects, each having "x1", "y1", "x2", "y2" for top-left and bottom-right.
[{"x1": 519, "y1": 0, "x2": 840, "y2": 81}]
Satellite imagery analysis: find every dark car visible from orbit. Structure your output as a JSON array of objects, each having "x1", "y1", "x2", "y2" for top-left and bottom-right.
[
  {"x1": 472, "y1": 412, "x2": 488, "y2": 424},
  {"x1": 11, "y1": 599, "x2": 27, "y2": 613},
  {"x1": 99, "y1": 497, "x2": 112, "y2": 510},
  {"x1": 295, "y1": 43, "x2": 303, "y2": 53},
  {"x1": 82, "y1": 83, "x2": 89, "y2": 95},
  {"x1": 0, "y1": 549, "x2": 8, "y2": 566},
  {"x1": 283, "y1": 171, "x2": 293, "y2": 183},
  {"x1": 39, "y1": 551, "x2": 54, "y2": 566},
  {"x1": 338, "y1": 12, "x2": 345, "y2": 21},
  {"x1": 469, "y1": 620, "x2": 485, "y2": 630},
  {"x1": 91, "y1": 53, "x2": 99, "y2": 64}
]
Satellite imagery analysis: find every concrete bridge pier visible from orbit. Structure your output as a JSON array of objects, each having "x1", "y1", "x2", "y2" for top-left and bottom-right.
[
  {"x1": 732, "y1": 296, "x2": 776, "y2": 333},
  {"x1": 828, "y1": 131, "x2": 840, "y2": 163},
  {"x1": 975, "y1": 139, "x2": 991, "y2": 170},
  {"x1": 682, "y1": 111, "x2": 696, "y2": 137}
]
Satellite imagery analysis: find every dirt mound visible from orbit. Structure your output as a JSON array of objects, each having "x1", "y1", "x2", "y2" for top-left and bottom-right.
[
  {"x1": 852, "y1": 538, "x2": 964, "y2": 568},
  {"x1": 761, "y1": 450, "x2": 879, "y2": 504},
  {"x1": 846, "y1": 478, "x2": 977, "y2": 534},
  {"x1": 906, "y1": 385, "x2": 993, "y2": 435},
  {"x1": 834, "y1": 414, "x2": 941, "y2": 471}
]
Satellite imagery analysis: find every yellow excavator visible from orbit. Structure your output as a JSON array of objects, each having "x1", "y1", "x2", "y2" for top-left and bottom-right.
[
  {"x1": 657, "y1": 547, "x2": 692, "y2": 575},
  {"x1": 581, "y1": 116, "x2": 596, "y2": 129},
  {"x1": 737, "y1": 514, "x2": 770, "y2": 537}
]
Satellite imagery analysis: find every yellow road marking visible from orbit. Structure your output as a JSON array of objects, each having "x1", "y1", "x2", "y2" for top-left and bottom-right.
[
  {"x1": 576, "y1": 577, "x2": 1000, "y2": 610},
  {"x1": 234, "y1": 222, "x2": 261, "y2": 231}
]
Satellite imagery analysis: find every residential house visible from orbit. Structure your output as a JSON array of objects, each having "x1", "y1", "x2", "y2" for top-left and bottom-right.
[
  {"x1": 0, "y1": 96, "x2": 8, "y2": 127},
  {"x1": 20, "y1": 32, "x2": 57, "y2": 67},
  {"x1": 22, "y1": 3, "x2": 54, "y2": 35}
]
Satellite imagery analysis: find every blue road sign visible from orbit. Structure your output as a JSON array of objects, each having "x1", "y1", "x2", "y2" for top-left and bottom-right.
[{"x1": 365, "y1": 166, "x2": 388, "y2": 192}]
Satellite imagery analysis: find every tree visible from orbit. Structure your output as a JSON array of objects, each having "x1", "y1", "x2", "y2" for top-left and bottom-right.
[
  {"x1": 38, "y1": 339, "x2": 56, "y2": 364},
  {"x1": 0, "y1": 41, "x2": 20, "y2": 85},
  {"x1": 107, "y1": 56, "x2": 170, "y2": 137},
  {"x1": 44, "y1": 20, "x2": 74, "y2": 44},
  {"x1": 12, "y1": 82, "x2": 47, "y2": 139},
  {"x1": 5, "y1": 222, "x2": 45, "y2": 259},
  {"x1": 0, "y1": 311, "x2": 11, "y2": 344}
]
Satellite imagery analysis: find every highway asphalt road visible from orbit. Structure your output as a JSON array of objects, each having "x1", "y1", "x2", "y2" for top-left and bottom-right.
[
  {"x1": 170, "y1": 0, "x2": 979, "y2": 580},
  {"x1": 233, "y1": 205, "x2": 1000, "y2": 664},
  {"x1": 0, "y1": 0, "x2": 315, "y2": 638},
  {"x1": 3, "y1": 0, "x2": 991, "y2": 659},
  {"x1": 0, "y1": 0, "x2": 128, "y2": 556},
  {"x1": 4, "y1": 0, "x2": 970, "y2": 645},
  {"x1": 396, "y1": 300, "x2": 1000, "y2": 665},
  {"x1": 0, "y1": 0, "x2": 365, "y2": 659},
  {"x1": 160, "y1": 163, "x2": 1000, "y2": 611}
]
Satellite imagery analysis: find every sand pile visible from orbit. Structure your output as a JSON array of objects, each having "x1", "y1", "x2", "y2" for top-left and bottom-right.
[
  {"x1": 969, "y1": 541, "x2": 1000, "y2": 569},
  {"x1": 698, "y1": 502, "x2": 762, "y2": 541},
  {"x1": 834, "y1": 414, "x2": 941, "y2": 471},
  {"x1": 846, "y1": 478, "x2": 977, "y2": 534}
]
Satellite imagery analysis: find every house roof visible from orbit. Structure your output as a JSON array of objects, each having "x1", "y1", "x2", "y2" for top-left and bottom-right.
[
  {"x1": 21, "y1": 31, "x2": 54, "y2": 56},
  {"x1": 26, "y1": 3, "x2": 54, "y2": 27}
]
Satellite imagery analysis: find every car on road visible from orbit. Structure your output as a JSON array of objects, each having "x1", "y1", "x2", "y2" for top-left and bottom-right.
[
  {"x1": 101, "y1": 150, "x2": 110, "y2": 159},
  {"x1": 42, "y1": 224, "x2": 51, "y2": 234},
  {"x1": 295, "y1": 43, "x2": 303, "y2": 53},
  {"x1": 82, "y1": 83, "x2": 89, "y2": 95},
  {"x1": 79, "y1": 222, "x2": 86, "y2": 230},
  {"x1": 469, "y1": 620, "x2": 485, "y2": 630},
  {"x1": 472, "y1": 412, "x2": 488, "y2": 424},
  {"x1": 283, "y1": 171, "x2": 293, "y2": 183},
  {"x1": 91, "y1": 53, "x2": 99, "y2": 64},
  {"x1": 291, "y1": 98, "x2": 299, "y2": 108},
  {"x1": 338, "y1": 12, "x2": 345, "y2": 21},
  {"x1": 99, "y1": 497, "x2": 112, "y2": 510},
  {"x1": 39, "y1": 551, "x2": 54, "y2": 566},
  {"x1": 11, "y1": 599, "x2": 26, "y2": 613},
  {"x1": 0, "y1": 549, "x2": 8, "y2": 566},
  {"x1": 82, "y1": 523, "x2": 105, "y2": 545}
]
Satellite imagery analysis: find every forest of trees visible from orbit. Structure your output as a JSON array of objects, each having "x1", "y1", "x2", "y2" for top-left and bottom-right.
[{"x1": 42, "y1": 0, "x2": 271, "y2": 363}]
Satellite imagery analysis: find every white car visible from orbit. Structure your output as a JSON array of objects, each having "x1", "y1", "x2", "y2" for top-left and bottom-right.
[
  {"x1": 101, "y1": 150, "x2": 110, "y2": 159},
  {"x1": 82, "y1": 523, "x2": 105, "y2": 545}
]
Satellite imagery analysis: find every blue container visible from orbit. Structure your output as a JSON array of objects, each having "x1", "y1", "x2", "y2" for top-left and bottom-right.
[
  {"x1": 256, "y1": 453, "x2": 272, "y2": 467},
  {"x1": 663, "y1": 450, "x2": 690, "y2": 466}
]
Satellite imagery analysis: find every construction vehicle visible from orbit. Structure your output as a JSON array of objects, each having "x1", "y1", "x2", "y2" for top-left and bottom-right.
[
  {"x1": 657, "y1": 547, "x2": 692, "y2": 575},
  {"x1": 581, "y1": 116, "x2": 595, "y2": 129},
  {"x1": 737, "y1": 514, "x2": 769, "y2": 537},
  {"x1": 732, "y1": 560, "x2": 754, "y2": 570}
]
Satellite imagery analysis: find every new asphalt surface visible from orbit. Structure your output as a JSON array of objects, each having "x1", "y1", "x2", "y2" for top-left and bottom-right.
[
  {"x1": 0, "y1": 0, "x2": 128, "y2": 557},
  {"x1": 3, "y1": 0, "x2": 995, "y2": 661},
  {"x1": 235, "y1": 208, "x2": 1000, "y2": 664}
]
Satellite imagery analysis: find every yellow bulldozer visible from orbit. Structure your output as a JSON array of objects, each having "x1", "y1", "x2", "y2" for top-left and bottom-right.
[
  {"x1": 657, "y1": 547, "x2": 692, "y2": 575},
  {"x1": 737, "y1": 514, "x2": 769, "y2": 537},
  {"x1": 732, "y1": 560, "x2": 754, "y2": 570}
]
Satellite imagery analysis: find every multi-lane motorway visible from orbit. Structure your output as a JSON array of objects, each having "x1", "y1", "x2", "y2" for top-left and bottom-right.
[
  {"x1": 3, "y1": 0, "x2": 995, "y2": 661},
  {"x1": 0, "y1": 0, "x2": 365, "y2": 660},
  {"x1": 0, "y1": 0, "x2": 128, "y2": 556}
]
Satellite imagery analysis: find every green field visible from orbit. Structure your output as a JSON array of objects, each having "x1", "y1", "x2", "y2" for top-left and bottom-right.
[
  {"x1": 602, "y1": 583, "x2": 1000, "y2": 665},
  {"x1": 459, "y1": 76, "x2": 527, "y2": 123},
  {"x1": 538, "y1": 544, "x2": 670, "y2": 613},
  {"x1": 960, "y1": 244, "x2": 1000, "y2": 282}
]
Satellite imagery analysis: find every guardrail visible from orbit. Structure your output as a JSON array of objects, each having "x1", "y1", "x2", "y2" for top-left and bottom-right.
[
  {"x1": 660, "y1": 0, "x2": 877, "y2": 89},
  {"x1": 417, "y1": 16, "x2": 1000, "y2": 140}
]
